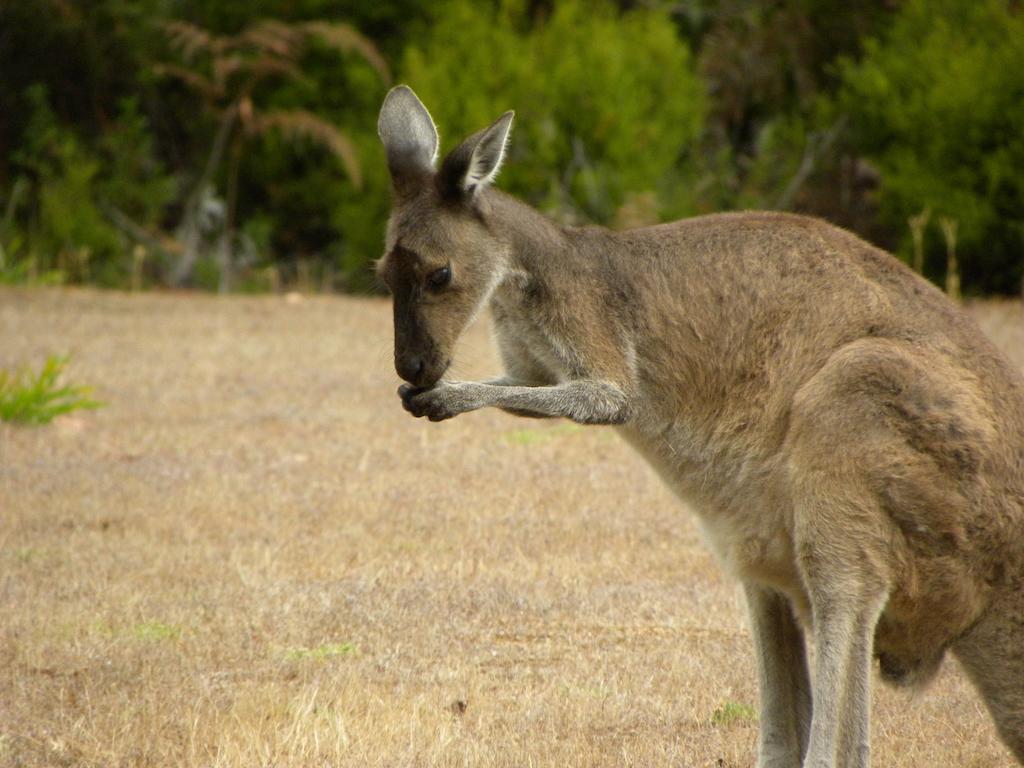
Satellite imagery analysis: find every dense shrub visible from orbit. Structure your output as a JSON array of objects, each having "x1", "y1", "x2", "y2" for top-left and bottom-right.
[
  {"x1": 837, "y1": 0, "x2": 1024, "y2": 294},
  {"x1": 402, "y1": 0, "x2": 706, "y2": 226},
  {"x1": 0, "y1": 0, "x2": 1019, "y2": 295},
  {"x1": 5, "y1": 86, "x2": 172, "y2": 286}
]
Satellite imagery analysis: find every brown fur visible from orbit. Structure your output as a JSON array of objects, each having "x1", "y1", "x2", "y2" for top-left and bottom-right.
[{"x1": 377, "y1": 86, "x2": 1024, "y2": 767}]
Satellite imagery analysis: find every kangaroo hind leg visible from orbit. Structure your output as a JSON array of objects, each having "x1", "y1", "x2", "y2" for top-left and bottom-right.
[
  {"x1": 954, "y1": 585, "x2": 1024, "y2": 763},
  {"x1": 786, "y1": 345, "x2": 904, "y2": 768},
  {"x1": 745, "y1": 584, "x2": 812, "y2": 768},
  {"x1": 792, "y1": 483, "x2": 890, "y2": 768}
]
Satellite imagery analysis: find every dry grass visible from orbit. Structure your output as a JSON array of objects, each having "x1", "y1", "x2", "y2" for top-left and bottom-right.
[{"x1": 2, "y1": 288, "x2": 1022, "y2": 767}]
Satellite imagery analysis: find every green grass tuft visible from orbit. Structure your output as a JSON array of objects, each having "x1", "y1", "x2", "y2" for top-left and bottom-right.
[
  {"x1": 283, "y1": 642, "x2": 357, "y2": 661},
  {"x1": 130, "y1": 621, "x2": 182, "y2": 641},
  {"x1": 504, "y1": 423, "x2": 582, "y2": 446},
  {"x1": 0, "y1": 354, "x2": 102, "y2": 424},
  {"x1": 710, "y1": 700, "x2": 757, "y2": 726}
]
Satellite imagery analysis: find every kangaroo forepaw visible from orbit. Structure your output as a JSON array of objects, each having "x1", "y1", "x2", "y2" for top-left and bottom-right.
[{"x1": 398, "y1": 381, "x2": 473, "y2": 422}]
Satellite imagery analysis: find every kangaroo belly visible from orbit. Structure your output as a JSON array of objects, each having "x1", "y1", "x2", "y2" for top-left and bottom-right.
[{"x1": 615, "y1": 420, "x2": 806, "y2": 604}]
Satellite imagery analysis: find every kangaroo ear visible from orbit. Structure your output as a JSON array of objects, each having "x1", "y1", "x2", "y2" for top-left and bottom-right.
[
  {"x1": 378, "y1": 85, "x2": 439, "y2": 193},
  {"x1": 438, "y1": 111, "x2": 514, "y2": 200}
]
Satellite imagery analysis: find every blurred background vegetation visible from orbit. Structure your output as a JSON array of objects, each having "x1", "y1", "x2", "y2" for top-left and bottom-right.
[{"x1": 0, "y1": 0, "x2": 1021, "y2": 295}]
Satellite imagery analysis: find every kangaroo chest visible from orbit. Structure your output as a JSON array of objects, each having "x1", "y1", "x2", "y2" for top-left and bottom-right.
[
  {"x1": 492, "y1": 295, "x2": 804, "y2": 598},
  {"x1": 617, "y1": 415, "x2": 803, "y2": 602},
  {"x1": 491, "y1": 302, "x2": 575, "y2": 383}
]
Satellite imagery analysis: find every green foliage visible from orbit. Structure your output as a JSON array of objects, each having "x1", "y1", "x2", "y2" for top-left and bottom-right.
[
  {"x1": 710, "y1": 700, "x2": 757, "y2": 726},
  {"x1": 98, "y1": 98, "x2": 177, "y2": 233},
  {"x1": 504, "y1": 424, "x2": 582, "y2": 446},
  {"x1": 0, "y1": 0, "x2": 1019, "y2": 295},
  {"x1": 154, "y1": 16, "x2": 391, "y2": 288},
  {"x1": 402, "y1": 0, "x2": 706, "y2": 224},
  {"x1": 837, "y1": 0, "x2": 1024, "y2": 294},
  {"x1": 283, "y1": 642, "x2": 356, "y2": 661},
  {"x1": 4, "y1": 86, "x2": 174, "y2": 286},
  {"x1": 0, "y1": 355, "x2": 102, "y2": 425},
  {"x1": 12, "y1": 86, "x2": 119, "y2": 283},
  {"x1": 702, "y1": 110, "x2": 827, "y2": 213},
  {"x1": 129, "y1": 621, "x2": 182, "y2": 641}
]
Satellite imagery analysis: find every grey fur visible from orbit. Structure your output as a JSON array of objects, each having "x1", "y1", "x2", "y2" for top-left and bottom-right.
[
  {"x1": 378, "y1": 85, "x2": 439, "y2": 193},
  {"x1": 377, "y1": 86, "x2": 1024, "y2": 767}
]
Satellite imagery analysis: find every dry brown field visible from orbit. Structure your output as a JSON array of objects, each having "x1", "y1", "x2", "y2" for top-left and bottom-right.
[{"x1": 2, "y1": 287, "x2": 1022, "y2": 767}]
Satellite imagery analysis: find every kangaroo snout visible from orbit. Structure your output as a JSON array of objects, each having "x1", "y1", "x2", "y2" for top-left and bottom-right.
[
  {"x1": 395, "y1": 354, "x2": 425, "y2": 385},
  {"x1": 395, "y1": 353, "x2": 449, "y2": 388}
]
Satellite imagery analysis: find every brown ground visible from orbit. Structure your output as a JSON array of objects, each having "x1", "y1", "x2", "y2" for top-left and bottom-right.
[{"x1": 2, "y1": 287, "x2": 1022, "y2": 767}]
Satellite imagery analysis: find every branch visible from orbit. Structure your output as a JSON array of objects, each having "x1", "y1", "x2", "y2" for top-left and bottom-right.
[
  {"x1": 774, "y1": 115, "x2": 847, "y2": 211},
  {"x1": 164, "y1": 20, "x2": 224, "y2": 61},
  {"x1": 253, "y1": 110, "x2": 362, "y2": 188},
  {"x1": 240, "y1": 20, "x2": 301, "y2": 58},
  {"x1": 100, "y1": 202, "x2": 178, "y2": 265},
  {"x1": 152, "y1": 63, "x2": 220, "y2": 102},
  {"x1": 169, "y1": 104, "x2": 238, "y2": 286},
  {"x1": 301, "y1": 21, "x2": 392, "y2": 84}
]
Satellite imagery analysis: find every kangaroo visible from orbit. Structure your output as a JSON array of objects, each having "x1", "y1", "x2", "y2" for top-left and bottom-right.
[{"x1": 376, "y1": 85, "x2": 1024, "y2": 768}]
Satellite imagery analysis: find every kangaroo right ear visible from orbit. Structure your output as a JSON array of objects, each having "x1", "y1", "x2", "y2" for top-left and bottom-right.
[
  {"x1": 438, "y1": 110, "x2": 514, "y2": 201},
  {"x1": 378, "y1": 85, "x2": 439, "y2": 193}
]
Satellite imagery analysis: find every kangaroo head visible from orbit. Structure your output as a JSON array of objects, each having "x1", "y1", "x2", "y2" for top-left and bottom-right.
[{"x1": 377, "y1": 85, "x2": 514, "y2": 387}]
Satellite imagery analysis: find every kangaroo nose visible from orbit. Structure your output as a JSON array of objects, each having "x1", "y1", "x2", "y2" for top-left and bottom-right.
[{"x1": 396, "y1": 356, "x2": 424, "y2": 384}]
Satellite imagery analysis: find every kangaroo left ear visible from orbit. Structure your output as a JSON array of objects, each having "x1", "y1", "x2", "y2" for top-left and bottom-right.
[
  {"x1": 438, "y1": 111, "x2": 514, "y2": 200},
  {"x1": 378, "y1": 85, "x2": 440, "y2": 196}
]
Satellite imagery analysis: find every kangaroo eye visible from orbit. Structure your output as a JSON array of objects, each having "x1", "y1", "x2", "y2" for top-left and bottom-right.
[{"x1": 427, "y1": 266, "x2": 451, "y2": 290}]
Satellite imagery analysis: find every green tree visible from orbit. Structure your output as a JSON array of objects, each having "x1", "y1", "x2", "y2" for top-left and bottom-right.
[
  {"x1": 11, "y1": 86, "x2": 119, "y2": 283},
  {"x1": 688, "y1": 0, "x2": 890, "y2": 220},
  {"x1": 5, "y1": 86, "x2": 172, "y2": 286},
  {"x1": 156, "y1": 18, "x2": 389, "y2": 288},
  {"x1": 837, "y1": 0, "x2": 1024, "y2": 294},
  {"x1": 399, "y1": 0, "x2": 706, "y2": 225},
  {"x1": 154, "y1": 1, "x2": 428, "y2": 291},
  {"x1": 0, "y1": 0, "x2": 176, "y2": 286}
]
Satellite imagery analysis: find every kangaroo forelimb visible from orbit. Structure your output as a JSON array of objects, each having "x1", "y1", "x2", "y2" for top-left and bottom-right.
[{"x1": 398, "y1": 379, "x2": 630, "y2": 424}]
